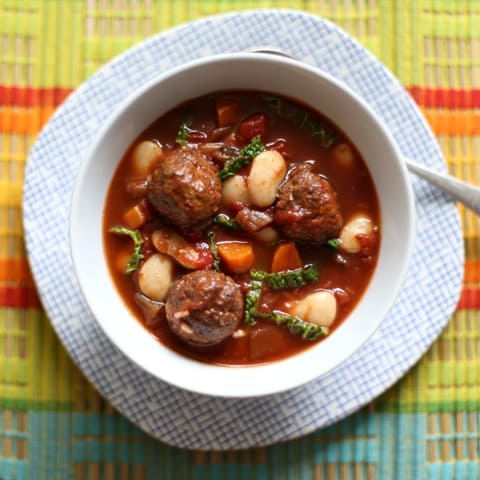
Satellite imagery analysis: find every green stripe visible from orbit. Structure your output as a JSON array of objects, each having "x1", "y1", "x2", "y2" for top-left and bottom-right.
[
  {"x1": 422, "y1": 12, "x2": 480, "y2": 39},
  {"x1": 422, "y1": 0, "x2": 480, "y2": 13},
  {"x1": 0, "y1": 398, "x2": 73, "y2": 410}
]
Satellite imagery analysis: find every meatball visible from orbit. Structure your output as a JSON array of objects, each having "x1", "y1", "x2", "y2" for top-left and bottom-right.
[
  {"x1": 274, "y1": 165, "x2": 343, "y2": 243},
  {"x1": 147, "y1": 148, "x2": 221, "y2": 229},
  {"x1": 165, "y1": 271, "x2": 243, "y2": 346}
]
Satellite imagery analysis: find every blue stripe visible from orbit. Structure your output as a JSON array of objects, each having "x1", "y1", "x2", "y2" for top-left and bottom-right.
[{"x1": 0, "y1": 459, "x2": 27, "y2": 480}]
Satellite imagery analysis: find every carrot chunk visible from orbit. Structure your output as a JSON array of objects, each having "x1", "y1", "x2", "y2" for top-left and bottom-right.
[
  {"x1": 122, "y1": 204, "x2": 148, "y2": 229},
  {"x1": 217, "y1": 242, "x2": 255, "y2": 274},
  {"x1": 270, "y1": 241, "x2": 302, "y2": 272},
  {"x1": 216, "y1": 99, "x2": 240, "y2": 127}
]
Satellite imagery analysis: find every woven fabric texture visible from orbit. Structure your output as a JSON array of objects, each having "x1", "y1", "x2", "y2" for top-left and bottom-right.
[{"x1": 1, "y1": 1, "x2": 479, "y2": 479}]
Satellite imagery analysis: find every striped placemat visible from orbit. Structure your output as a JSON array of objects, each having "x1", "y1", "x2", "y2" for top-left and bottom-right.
[{"x1": 1, "y1": 1, "x2": 479, "y2": 479}]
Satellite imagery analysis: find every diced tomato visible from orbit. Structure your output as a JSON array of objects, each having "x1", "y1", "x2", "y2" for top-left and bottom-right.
[
  {"x1": 267, "y1": 139, "x2": 289, "y2": 157},
  {"x1": 237, "y1": 112, "x2": 267, "y2": 143},
  {"x1": 357, "y1": 232, "x2": 379, "y2": 257},
  {"x1": 151, "y1": 227, "x2": 213, "y2": 269},
  {"x1": 141, "y1": 237, "x2": 156, "y2": 258},
  {"x1": 187, "y1": 130, "x2": 208, "y2": 143},
  {"x1": 332, "y1": 288, "x2": 352, "y2": 306}
]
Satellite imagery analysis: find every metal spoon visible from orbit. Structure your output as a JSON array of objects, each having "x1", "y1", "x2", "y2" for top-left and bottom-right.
[
  {"x1": 248, "y1": 46, "x2": 480, "y2": 215},
  {"x1": 402, "y1": 158, "x2": 480, "y2": 214}
]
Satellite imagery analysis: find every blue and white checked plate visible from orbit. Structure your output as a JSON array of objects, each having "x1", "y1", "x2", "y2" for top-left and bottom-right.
[{"x1": 23, "y1": 10, "x2": 464, "y2": 450}]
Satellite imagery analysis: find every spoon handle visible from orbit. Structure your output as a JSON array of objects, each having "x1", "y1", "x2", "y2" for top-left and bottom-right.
[
  {"x1": 247, "y1": 48, "x2": 480, "y2": 216},
  {"x1": 403, "y1": 157, "x2": 480, "y2": 215}
]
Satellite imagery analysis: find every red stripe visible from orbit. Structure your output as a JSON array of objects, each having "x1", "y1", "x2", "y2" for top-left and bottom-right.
[
  {"x1": 457, "y1": 287, "x2": 480, "y2": 310},
  {"x1": 0, "y1": 285, "x2": 41, "y2": 308},
  {"x1": 0, "y1": 86, "x2": 72, "y2": 107},
  {"x1": 407, "y1": 87, "x2": 480, "y2": 109},
  {"x1": 1, "y1": 85, "x2": 479, "y2": 109}
]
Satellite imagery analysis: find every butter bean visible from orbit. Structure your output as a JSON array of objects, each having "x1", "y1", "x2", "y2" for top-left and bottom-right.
[
  {"x1": 221, "y1": 174, "x2": 250, "y2": 207},
  {"x1": 291, "y1": 291, "x2": 337, "y2": 327},
  {"x1": 339, "y1": 215, "x2": 374, "y2": 254},
  {"x1": 331, "y1": 142, "x2": 354, "y2": 168},
  {"x1": 131, "y1": 140, "x2": 163, "y2": 176},
  {"x1": 247, "y1": 150, "x2": 286, "y2": 207},
  {"x1": 137, "y1": 253, "x2": 175, "y2": 302}
]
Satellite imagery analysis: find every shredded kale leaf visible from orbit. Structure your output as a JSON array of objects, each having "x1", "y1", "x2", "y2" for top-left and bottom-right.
[
  {"x1": 213, "y1": 214, "x2": 239, "y2": 230},
  {"x1": 109, "y1": 226, "x2": 144, "y2": 274},
  {"x1": 244, "y1": 265, "x2": 319, "y2": 325},
  {"x1": 244, "y1": 270, "x2": 266, "y2": 326},
  {"x1": 257, "y1": 310, "x2": 329, "y2": 340},
  {"x1": 261, "y1": 95, "x2": 336, "y2": 148},
  {"x1": 243, "y1": 267, "x2": 327, "y2": 340},
  {"x1": 327, "y1": 238, "x2": 341, "y2": 250},
  {"x1": 206, "y1": 230, "x2": 221, "y2": 272},
  {"x1": 264, "y1": 264, "x2": 319, "y2": 290},
  {"x1": 175, "y1": 116, "x2": 193, "y2": 146},
  {"x1": 261, "y1": 95, "x2": 282, "y2": 115},
  {"x1": 218, "y1": 136, "x2": 265, "y2": 180}
]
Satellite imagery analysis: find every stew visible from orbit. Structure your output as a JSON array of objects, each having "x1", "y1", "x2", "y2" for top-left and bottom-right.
[{"x1": 103, "y1": 91, "x2": 380, "y2": 366}]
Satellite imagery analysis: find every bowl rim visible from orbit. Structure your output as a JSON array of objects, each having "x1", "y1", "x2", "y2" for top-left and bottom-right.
[{"x1": 69, "y1": 51, "x2": 416, "y2": 398}]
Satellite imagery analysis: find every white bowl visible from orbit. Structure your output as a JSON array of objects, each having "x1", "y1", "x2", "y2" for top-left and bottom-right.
[{"x1": 69, "y1": 52, "x2": 416, "y2": 398}]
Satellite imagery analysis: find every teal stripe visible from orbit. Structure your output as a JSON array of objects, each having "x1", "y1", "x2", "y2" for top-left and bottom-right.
[
  {"x1": 28, "y1": 412, "x2": 72, "y2": 479},
  {"x1": 7, "y1": 410, "x2": 478, "y2": 479},
  {"x1": 194, "y1": 465, "x2": 208, "y2": 480},
  {"x1": 0, "y1": 458, "x2": 26, "y2": 480},
  {"x1": 434, "y1": 457, "x2": 478, "y2": 479},
  {"x1": 314, "y1": 413, "x2": 377, "y2": 464}
]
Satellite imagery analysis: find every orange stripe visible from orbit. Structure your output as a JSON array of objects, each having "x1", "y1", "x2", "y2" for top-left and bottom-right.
[
  {"x1": 1, "y1": 105, "x2": 479, "y2": 136},
  {"x1": 0, "y1": 259, "x2": 35, "y2": 283},
  {"x1": 422, "y1": 110, "x2": 480, "y2": 135},
  {"x1": 464, "y1": 259, "x2": 480, "y2": 284},
  {"x1": 0, "y1": 106, "x2": 56, "y2": 134}
]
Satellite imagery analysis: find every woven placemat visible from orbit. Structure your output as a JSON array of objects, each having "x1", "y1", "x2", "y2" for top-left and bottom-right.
[{"x1": 1, "y1": 1, "x2": 479, "y2": 479}]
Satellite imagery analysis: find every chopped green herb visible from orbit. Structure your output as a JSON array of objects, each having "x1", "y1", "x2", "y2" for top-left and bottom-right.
[
  {"x1": 261, "y1": 95, "x2": 282, "y2": 114},
  {"x1": 307, "y1": 119, "x2": 337, "y2": 147},
  {"x1": 175, "y1": 116, "x2": 193, "y2": 146},
  {"x1": 327, "y1": 238, "x2": 341, "y2": 250},
  {"x1": 218, "y1": 136, "x2": 265, "y2": 180},
  {"x1": 206, "y1": 230, "x2": 221, "y2": 272},
  {"x1": 257, "y1": 310, "x2": 329, "y2": 340},
  {"x1": 264, "y1": 264, "x2": 319, "y2": 290},
  {"x1": 109, "y1": 226, "x2": 144, "y2": 274},
  {"x1": 244, "y1": 270, "x2": 266, "y2": 326},
  {"x1": 213, "y1": 214, "x2": 239, "y2": 230}
]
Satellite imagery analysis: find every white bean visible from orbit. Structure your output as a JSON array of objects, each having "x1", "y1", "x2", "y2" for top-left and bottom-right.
[
  {"x1": 137, "y1": 253, "x2": 175, "y2": 302},
  {"x1": 221, "y1": 174, "x2": 250, "y2": 207},
  {"x1": 131, "y1": 140, "x2": 163, "y2": 176},
  {"x1": 339, "y1": 214, "x2": 374, "y2": 254},
  {"x1": 291, "y1": 291, "x2": 337, "y2": 327},
  {"x1": 331, "y1": 142, "x2": 354, "y2": 168},
  {"x1": 251, "y1": 226, "x2": 280, "y2": 244},
  {"x1": 247, "y1": 150, "x2": 287, "y2": 208}
]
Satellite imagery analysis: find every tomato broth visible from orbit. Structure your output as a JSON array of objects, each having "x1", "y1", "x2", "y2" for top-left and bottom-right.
[{"x1": 103, "y1": 91, "x2": 380, "y2": 365}]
